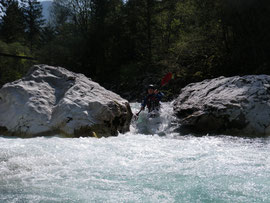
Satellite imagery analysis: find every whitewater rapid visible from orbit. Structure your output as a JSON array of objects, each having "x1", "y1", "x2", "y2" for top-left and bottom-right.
[{"x1": 0, "y1": 103, "x2": 270, "y2": 202}]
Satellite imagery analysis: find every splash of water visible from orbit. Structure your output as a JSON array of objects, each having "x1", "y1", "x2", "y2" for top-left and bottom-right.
[
  {"x1": 0, "y1": 102, "x2": 270, "y2": 202},
  {"x1": 130, "y1": 102, "x2": 178, "y2": 136}
]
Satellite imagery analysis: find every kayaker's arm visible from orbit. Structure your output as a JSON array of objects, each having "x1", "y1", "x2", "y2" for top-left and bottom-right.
[
  {"x1": 136, "y1": 96, "x2": 147, "y2": 116},
  {"x1": 154, "y1": 90, "x2": 164, "y2": 101}
]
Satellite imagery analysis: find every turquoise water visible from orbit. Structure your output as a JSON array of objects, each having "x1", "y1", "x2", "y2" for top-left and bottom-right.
[{"x1": 0, "y1": 103, "x2": 270, "y2": 202}]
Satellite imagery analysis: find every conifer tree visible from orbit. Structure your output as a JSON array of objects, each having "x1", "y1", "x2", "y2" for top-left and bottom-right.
[
  {"x1": 0, "y1": 0, "x2": 25, "y2": 43},
  {"x1": 22, "y1": 0, "x2": 45, "y2": 51}
]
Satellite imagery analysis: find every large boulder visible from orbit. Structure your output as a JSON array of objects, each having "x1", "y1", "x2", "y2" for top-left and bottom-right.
[
  {"x1": 0, "y1": 65, "x2": 132, "y2": 137},
  {"x1": 173, "y1": 75, "x2": 270, "y2": 136}
]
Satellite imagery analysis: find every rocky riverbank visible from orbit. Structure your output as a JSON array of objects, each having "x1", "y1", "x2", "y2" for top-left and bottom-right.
[
  {"x1": 2, "y1": 65, "x2": 270, "y2": 137},
  {"x1": 173, "y1": 75, "x2": 270, "y2": 136},
  {"x1": 0, "y1": 65, "x2": 132, "y2": 137}
]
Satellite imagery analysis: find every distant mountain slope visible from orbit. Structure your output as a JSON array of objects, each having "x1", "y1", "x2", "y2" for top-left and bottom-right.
[{"x1": 41, "y1": 1, "x2": 52, "y2": 22}]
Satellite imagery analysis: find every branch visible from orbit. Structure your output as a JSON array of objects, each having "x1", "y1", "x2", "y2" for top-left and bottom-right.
[{"x1": 0, "y1": 52, "x2": 36, "y2": 60}]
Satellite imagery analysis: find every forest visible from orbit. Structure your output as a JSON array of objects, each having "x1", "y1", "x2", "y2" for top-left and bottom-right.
[{"x1": 0, "y1": 0, "x2": 270, "y2": 100}]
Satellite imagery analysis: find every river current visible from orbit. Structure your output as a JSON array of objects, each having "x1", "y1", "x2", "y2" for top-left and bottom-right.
[{"x1": 0, "y1": 103, "x2": 270, "y2": 202}]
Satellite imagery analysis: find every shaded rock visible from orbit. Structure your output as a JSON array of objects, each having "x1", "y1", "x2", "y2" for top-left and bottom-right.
[
  {"x1": 173, "y1": 75, "x2": 270, "y2": 136},
  {"x1": 0, "y1": 65, "x2": 132, "y2": 137}
]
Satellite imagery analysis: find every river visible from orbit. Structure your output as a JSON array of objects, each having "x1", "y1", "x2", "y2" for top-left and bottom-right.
[{"x1": 0, "y1": 103, "x2": 270, "y2": 202}]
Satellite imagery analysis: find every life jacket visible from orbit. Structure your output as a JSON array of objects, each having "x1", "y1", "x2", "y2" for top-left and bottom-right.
[{"x1": 146, "y1": 94, "x2": 160, "y2": 112}]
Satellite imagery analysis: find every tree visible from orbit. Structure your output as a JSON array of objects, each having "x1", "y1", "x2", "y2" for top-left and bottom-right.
[
  {"x1": 0, "y1": 0, "x2": 26, "y2": 43},
  {"x1": 88, "y1": 0, "x2": 124, "y2": 76},
  {"x1": 36, "y1": 0, "x2": 270, "y2": 100},
  {"x1": 50, "y1": 0, "x2": 91, "y2": 34},
  {"x1": 0, "y1": 40, "x2": 33, "y2": 87},
  {"x1": 45, "y1": 0, "x2": 125, "y2": 79},
  {"x1": 219, "y1": 0, "x2": 270, "y2": 74},
  {"x1": 22, "y1": 0, "x2": 45, "y2": 52},
  {"x1": 49, "y1": 0, "x2": 71, "y2": 28}
]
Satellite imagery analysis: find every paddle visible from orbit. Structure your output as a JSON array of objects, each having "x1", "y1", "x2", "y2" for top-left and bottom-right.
[
  {"x1": 134, "y1": 109, "x2": 143, "y2": 121},
  {"x1": 136, "y1": 109, "x2": 143, "y2": 116},
  {"x1": 161, "y1": 72, "x2": 173, "y2": 87},
  {"x1": 135, "y1": 72, "x2": 173, "y2": 118}
]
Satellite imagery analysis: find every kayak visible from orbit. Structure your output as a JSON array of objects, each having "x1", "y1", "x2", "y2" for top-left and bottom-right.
[
  {"x1": 147, "y1": 110, "x2": 160, "y2": 118},
  {"x1": 135, "y1": 110, "x2": 162, "y2": 134}
]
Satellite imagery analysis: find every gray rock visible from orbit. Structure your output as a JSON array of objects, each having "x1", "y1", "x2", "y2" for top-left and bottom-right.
[
  {"x1": 173, "y1": 75, "x2": 270, "y2": 136},
  {"x1": 0, "y1": 65, "x2": 132, "y2": 137}
]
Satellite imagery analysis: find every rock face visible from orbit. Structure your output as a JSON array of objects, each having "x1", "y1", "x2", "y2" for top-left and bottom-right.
[
  {"x1": 0, "y1": 65, "x2": 132, "y2": 137},
  {"x1": 173, "y1": 75, "x2": 270, "y2": 136}
]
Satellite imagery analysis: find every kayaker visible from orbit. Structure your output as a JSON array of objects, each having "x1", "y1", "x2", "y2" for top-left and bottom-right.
[{"x1": 136, "y1": 84, "x2": 164, "y2": 116}]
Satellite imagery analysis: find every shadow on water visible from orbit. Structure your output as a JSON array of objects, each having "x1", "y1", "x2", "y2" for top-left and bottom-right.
[{"x1": 175, "y1": 130, "x2": 270, "y2": 140}]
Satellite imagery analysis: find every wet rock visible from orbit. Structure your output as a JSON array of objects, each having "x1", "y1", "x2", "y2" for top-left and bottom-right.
[
  {"x1": 173, "y1": 75, "x2": 270, "y2": 136},
  {"x1": 0, "y1": 65, "x2": 132, "y2": 137}
]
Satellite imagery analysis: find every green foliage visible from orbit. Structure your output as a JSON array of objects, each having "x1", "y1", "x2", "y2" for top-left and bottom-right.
[
  {"x1": 0, "y1": 0, "x2": 269, "y2": 100},
  {"x1": 0, "y1": 0, "x2": 43, "y2": 87},
  {"x1": 22, "y1": 0, "x2": 45, "y2": 51},
  {"x1": 0, "y1": 0, "x2": 26, "y2": 43},
  {"x1": 0, "y1": 40, "x2": 34, "y2": 86}
]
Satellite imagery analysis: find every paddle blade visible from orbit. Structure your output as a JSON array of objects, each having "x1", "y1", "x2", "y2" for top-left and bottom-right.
[{"x1": 161, "y1": 72, "x2": 172, "y2": 87}]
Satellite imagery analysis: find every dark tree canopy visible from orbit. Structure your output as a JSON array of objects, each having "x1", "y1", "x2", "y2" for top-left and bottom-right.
[
  {"x1": 0, "y1": 0, "x2": 270, "y2": 100},
  {"x1": 0, "y1": 0, "x2": 25, "y2": 43},
  {"x1": 22, "y1": 0, "x2": 45, "y2": 51}
]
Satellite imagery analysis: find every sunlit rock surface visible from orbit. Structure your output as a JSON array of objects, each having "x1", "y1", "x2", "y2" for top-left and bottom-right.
[
  {"x1": 0, "y1": 65, "x2": 132, "y2": 137},
  {"x1": 173, "y1": 75, "x2": 270, "y2": 136}
]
